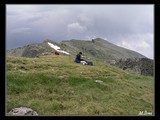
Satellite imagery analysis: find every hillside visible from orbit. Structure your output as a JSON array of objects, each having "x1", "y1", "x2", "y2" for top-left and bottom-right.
[
  {"x1": 61, "y1": 38, "x2": 146, "y2": 63},
  {"x1": 6, "y1": 38, "x2": 153, "y2": 76},
  {"x1": 6, "y1": 38, "x2": 146, "y2": 60},
  {"x1": 6, "y1": 40, "x2": 55, "y2": 57},
  {"x1": 6, "y1": 55, "x2": 154, "y2": 115}
]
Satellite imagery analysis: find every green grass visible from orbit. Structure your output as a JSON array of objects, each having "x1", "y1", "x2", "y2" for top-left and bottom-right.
[{"x1": 6, "y1": 55, "x2": 154, "y2": 115}]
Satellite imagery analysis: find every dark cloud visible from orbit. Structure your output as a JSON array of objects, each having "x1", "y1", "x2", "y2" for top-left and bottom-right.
[{"x1": 6, "y1": 5, "x2": 153, "y2": 59}]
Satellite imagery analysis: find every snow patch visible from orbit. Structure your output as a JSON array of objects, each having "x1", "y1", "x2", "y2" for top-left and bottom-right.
[
  {"x1": 48, "y1": 42, "x2": 60, "y2": 50},
  {"x1": 48, "y1": 42, "x2": 70, "y2": 55}
]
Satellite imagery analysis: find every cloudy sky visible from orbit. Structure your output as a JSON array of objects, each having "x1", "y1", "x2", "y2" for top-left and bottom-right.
[{"x1": 6, "y1": 4, "x2": 154, "y2": 59}]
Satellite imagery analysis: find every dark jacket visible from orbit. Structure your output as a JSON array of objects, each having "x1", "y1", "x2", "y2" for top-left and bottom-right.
[{"x1": 75, "y1": 54, "x2": 83, "y2": 63}]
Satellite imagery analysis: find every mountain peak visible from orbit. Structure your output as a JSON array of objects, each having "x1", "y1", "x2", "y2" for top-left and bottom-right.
[{"x1": 91, "y1": 38, "x2": 112, "y2": 44}]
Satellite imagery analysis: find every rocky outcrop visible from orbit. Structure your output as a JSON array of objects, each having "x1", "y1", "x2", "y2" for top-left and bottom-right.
[
  {"x1": 111, "y1": 58, "x2": 153, "y2": 76},
  {"x1": 7, "y1": 107, "x2": 38, "y2": 116},
  {"x1": 139, "y1": 58, "x2": 153, "y2": 76}
]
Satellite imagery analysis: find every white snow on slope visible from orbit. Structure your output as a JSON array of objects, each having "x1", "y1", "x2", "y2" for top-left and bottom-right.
[
  {"x1": 48, "y1": 42, "x2": 60, "y2": 50},
  {"x1": 48, "y1": 42, "x2": 70, "y2": 55}
]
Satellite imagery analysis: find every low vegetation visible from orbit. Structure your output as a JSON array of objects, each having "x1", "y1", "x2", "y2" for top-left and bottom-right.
[{"x1": 6, "y1": 55, "x2": 154, "y2": 115}]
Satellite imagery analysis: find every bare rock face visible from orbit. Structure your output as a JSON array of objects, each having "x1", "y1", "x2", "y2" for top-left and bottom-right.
[
  {"x1": 7, "y1": 107, "x2": 38, "y2": 116},
  {"x1": 111, "y1": 58, "x2": 153, "y2": 76}
]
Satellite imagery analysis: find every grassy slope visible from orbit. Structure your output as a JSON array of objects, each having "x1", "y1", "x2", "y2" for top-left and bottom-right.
[
  {"x1": 61, "y1": 39, "x2": 146, "y2": 60},
  {"x1": 6, "y1": 55, "x2": 154, "y2": 115}
]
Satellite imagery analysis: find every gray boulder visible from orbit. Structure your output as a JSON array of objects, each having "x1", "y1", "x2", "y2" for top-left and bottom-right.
[{"x1": 7, "y1": 107, "x2": 38, "y2": 116}]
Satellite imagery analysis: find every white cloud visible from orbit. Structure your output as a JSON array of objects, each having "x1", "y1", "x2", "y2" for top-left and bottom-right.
[
  {"x1": 67, "y1": 22, "x2": 87, "y2": 38},
  {"x1": 67, "y1": 22, "x2": 87, "y2": 33},
  {"x1": 85, "y1": 35, "x2": 97, "y2": 40},
  {"x1": 116, "y1": 33, "x2": 153, "y2": 59}
]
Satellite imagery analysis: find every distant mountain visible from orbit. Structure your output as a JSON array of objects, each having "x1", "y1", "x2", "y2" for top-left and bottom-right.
[
  {"x1": 6, "y1": 38, "x2": 149, "y2": 63},
  {"x1": 61, "y1": 38, "x2": 147, "y2": 63},
  {"x1": 6, "y1": 38, "x2": 146, "y2": 60},
  {"x1": 6, "y1": 38, "x2": 153, "y2": 76}
]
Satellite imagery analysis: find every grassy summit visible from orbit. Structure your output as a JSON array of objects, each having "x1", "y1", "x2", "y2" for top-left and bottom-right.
[{"x1": 6, "y1": 55, "x2": 154, "y2": 115}]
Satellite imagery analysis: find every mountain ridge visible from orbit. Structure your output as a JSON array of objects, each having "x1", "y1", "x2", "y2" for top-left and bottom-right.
[
  {"x1": 6, "y1": 38, "x2": 153, "y2": 76},
  {"x1": 6, "y1": 38, "x2": 147, "y2": 60}
]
